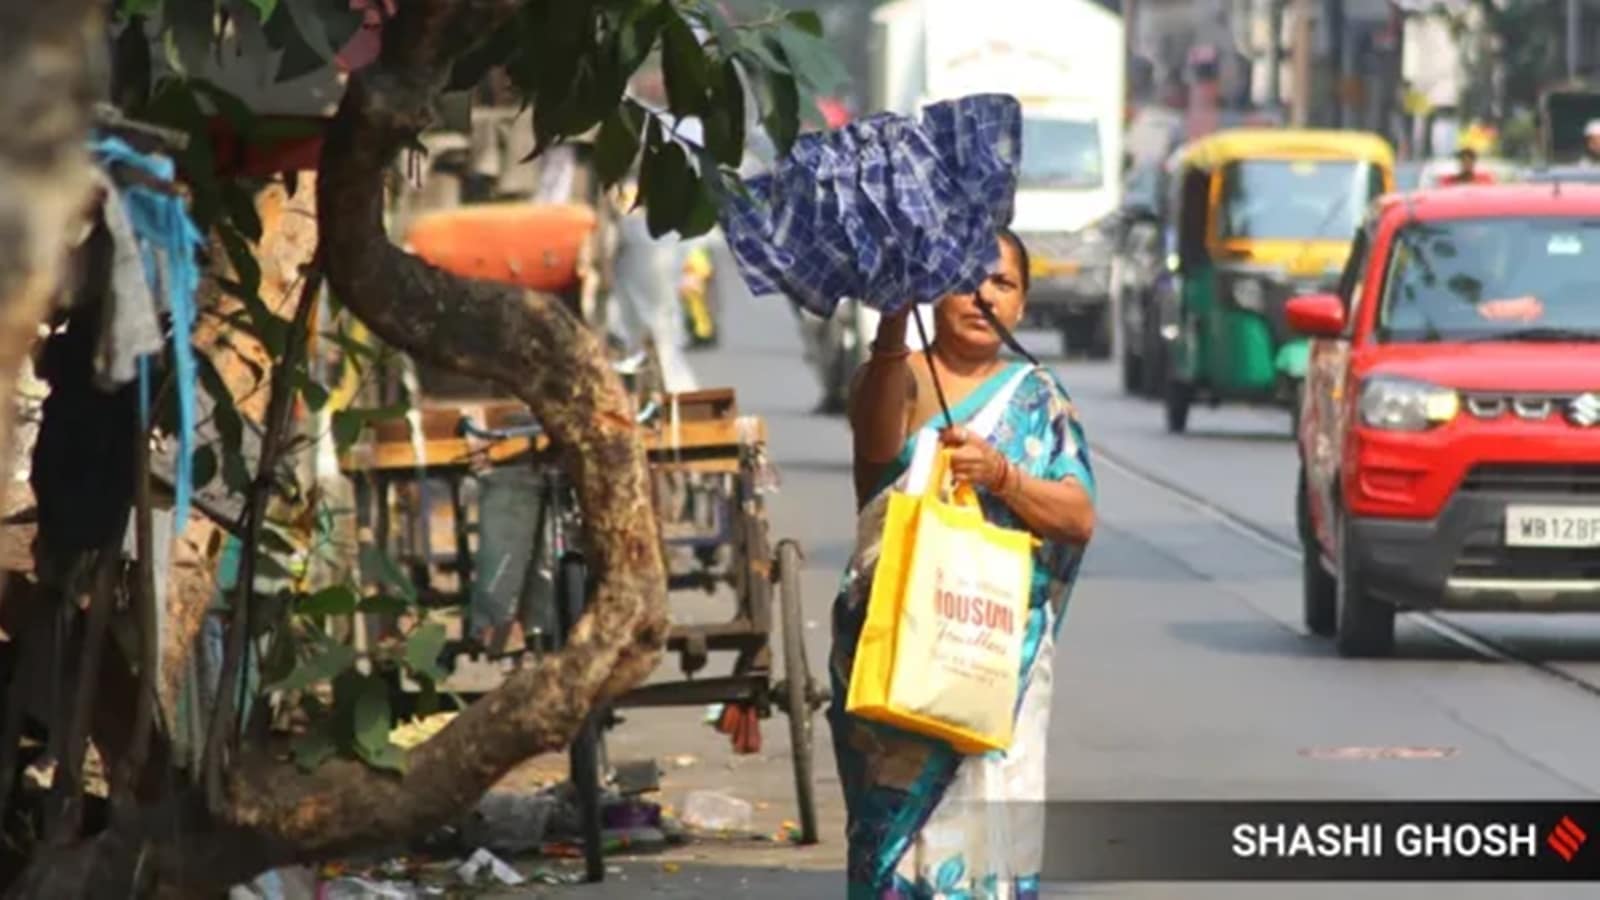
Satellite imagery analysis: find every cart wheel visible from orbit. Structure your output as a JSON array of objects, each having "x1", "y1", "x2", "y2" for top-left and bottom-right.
[
  {"x1": 776, "y1": 539, "x2": 820, "y2": 846},
  {"x1": 558, "y1": 553, "x2": 606, "y2": 883}
]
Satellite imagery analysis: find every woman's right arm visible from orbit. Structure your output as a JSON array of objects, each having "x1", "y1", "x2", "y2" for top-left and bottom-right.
[{"x1": 847, "y1": 308, "x2": 915, "y2": 506}]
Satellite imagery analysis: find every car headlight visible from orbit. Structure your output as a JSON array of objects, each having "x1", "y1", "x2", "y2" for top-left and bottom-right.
[
  {"x1": 1231, "y1": 277, "x2": 1265, "y2": 312},
  {"x1": 1358, "y1": 376, "x2": 1460, "y2": 431}
]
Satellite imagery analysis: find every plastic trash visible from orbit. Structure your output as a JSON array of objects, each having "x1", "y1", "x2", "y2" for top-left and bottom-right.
[
  {"x1": 317, "y1": 878, "x2": 425, "y2": 900},
  {"x1": 461, "y1": 790, "x2": 554, "y2": 856},
  {"x1": 680, "y1": 790, "x2": 753, "y2": 832},
  {"x1": 456, "y1": 848, "x2": 526, "y2": 886}
]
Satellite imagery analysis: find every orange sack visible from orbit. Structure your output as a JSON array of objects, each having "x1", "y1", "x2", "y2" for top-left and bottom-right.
[{"x1": 403, "y1": 202, "x2": 598, "y2": 292}]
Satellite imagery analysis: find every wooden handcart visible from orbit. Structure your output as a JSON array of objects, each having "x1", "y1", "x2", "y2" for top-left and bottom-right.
[{"x1": 338, "y1": 383, "x2": 826, "y2": 876}]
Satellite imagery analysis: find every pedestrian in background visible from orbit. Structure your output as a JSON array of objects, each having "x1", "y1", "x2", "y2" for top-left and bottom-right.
[
  {"x1": 829, "y1": 229, "x2": 1097, "y2": 897},
  {"x1": 1439, "y1": 147, "x2": 1493, "y2": 186}
]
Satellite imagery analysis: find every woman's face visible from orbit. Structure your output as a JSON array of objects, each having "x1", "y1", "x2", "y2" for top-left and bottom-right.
[{"x1": 933, "y1": 237, "x2": 1028, "y2": 355}]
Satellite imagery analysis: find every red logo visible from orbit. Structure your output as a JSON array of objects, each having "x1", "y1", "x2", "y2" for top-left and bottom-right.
[{"x1": 1547, "y1": 816, "x2": 1588, "y2": 862}]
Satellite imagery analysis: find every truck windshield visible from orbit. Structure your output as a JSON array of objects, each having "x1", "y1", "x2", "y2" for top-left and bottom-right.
[
  {"x1": 1377, "y1": 217, "x2": 1600, "y2": 342},
  {"x1": 1020, "y1": 118, "x2": 1103, "y2": 189},
  {"x1": 1217, "y1": 160, "x2": 1382, "y2": 241}
]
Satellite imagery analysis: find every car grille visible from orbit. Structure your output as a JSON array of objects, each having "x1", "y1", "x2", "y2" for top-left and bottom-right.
[
  {"x1": 1452, "y1": 544, "x2": 1600, "y2": 580},
  {"x1": 1459, "y1": 463, "x2": 1600, "y2": 496}
]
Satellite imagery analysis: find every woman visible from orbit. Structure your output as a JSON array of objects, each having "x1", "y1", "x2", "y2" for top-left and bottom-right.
[{"x1": 829, "y1": 229, "x2": 1097, "y2": 898}]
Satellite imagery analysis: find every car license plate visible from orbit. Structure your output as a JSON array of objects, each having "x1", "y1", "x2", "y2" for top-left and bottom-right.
[{"x1": 1505, "y1": 506, "x2": 1600, "y2": 548}]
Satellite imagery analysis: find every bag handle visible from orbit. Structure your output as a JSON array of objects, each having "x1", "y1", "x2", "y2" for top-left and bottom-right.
[
  {"x1": 926, "y1": 447, "x2": 981, "y2": 509},
  {"x1": 910, "y1": 295, "x2": 1041, "y2": 437},
  {"x1": 911, "y1": 310, "x2": 955, "y2": 430},
  {"x1": 974, "y1": 298, "x2": 1041, "y2": 367}
]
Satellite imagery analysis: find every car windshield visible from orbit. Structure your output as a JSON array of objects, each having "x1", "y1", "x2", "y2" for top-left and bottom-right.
[
  {"x1": 1377, "y1": 217, "x2": 1600, "y2": 342},
  {"x1": 1218, "y1": 159, "x2": 1383, "y2": 240},
  {"x1": 1395, "y1": 161, "x2": 1424, "y2": 192},
  {"x1": 1021, "y1": 117, "x2": 1103, "y2": 189}
]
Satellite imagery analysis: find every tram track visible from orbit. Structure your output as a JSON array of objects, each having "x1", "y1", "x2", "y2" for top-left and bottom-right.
[{"x1": 1090, "y1": 441, "x2": 1600, "y2": 703}]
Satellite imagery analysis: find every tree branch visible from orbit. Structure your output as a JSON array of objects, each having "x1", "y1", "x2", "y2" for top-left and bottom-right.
[{"x1": 202, "y1": 259, "x2": 324, "y2": 815}]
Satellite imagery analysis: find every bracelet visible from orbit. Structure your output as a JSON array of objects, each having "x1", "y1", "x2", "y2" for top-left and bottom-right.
[
  {"x1": 869, "y1": 341, "x2": 911, "y2": 359},
  {"x1": 1000, "y1": 460, "x2": 1024, "y2": 500}
]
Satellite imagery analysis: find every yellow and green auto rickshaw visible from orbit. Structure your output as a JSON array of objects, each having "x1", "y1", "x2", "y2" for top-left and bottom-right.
[{"x1": 1160, "y1": 129, "x2": 1395, "y2": 433}]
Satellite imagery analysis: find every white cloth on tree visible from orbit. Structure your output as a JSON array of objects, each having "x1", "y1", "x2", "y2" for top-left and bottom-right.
[{"x1": 90, "y1": 167, "x2": 166, "y2": 391}]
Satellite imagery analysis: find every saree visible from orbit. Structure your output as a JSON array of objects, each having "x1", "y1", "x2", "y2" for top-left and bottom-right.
[{"x1": 828, "y1": 360, "x2": 1096, "y2": 899}]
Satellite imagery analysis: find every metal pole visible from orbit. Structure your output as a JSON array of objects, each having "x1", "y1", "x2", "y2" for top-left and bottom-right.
[
  {"x1": 1568, "y1": 0, "x2": 1581, "y2": 80},
  {"x1": 1326, "y1": 0, "x2": 1345, "y2": 127},
  {"x1": 1268, "y1": 0, "x2": 1285, "y2": 107},
  {"x1": 1291, "y1": 0, "x2": 1313, "y2": 125}
]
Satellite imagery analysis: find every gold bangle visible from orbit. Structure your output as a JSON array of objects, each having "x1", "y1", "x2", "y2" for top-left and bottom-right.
[{"x1": 869, "y1": 343, "x2": 911, "y2": 360}]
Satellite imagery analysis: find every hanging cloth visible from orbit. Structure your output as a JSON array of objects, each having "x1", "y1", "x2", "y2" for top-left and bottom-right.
[
  {"x1": 88, "y1": 135, "x2": 204, "y2": 538},
  {"x1": 90, "y1": 166, "x2": 165, "y2": 390},
  {"x1": 717, "y1": 93, "x2": 1022, "y2": 319}
]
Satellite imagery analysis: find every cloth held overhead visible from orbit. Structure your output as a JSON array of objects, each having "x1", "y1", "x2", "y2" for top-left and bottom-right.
[{"x1": 718, "y1": 93, "x2": 1022, "y2": 319}]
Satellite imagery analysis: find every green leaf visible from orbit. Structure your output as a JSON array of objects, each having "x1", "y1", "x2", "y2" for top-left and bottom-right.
[
  {"x1": 121, "y1": 0, "x2": 164, "y2": 15},
  {"x1": 358, "y1": 594, "x2": 412, "y2": 617},
  {"x1": 643, "y1": 136, "x2": 695, "y2": 238},
  {"x1": 734, "y1": 32, "x2": 790, "y2": 75},
  {"x1": 349, "y1": 672, "x2": 393, "y2": 757},
  {"x1": 594, "y1": 103, "x2": 646, "y2": 186},
  {"x1": 194, "y1": 354, "x2": 245, "y2": 467},
  {"x1": 222, "y1": 450, "x2": 252, "y2": 493},
  {"x1": 774, "y1": 22, "x2": 849, "y2": 95},
  {"x1": 404, "y1": 622, "x2": 448, "y2": 682},
  {"x1": 191, "y1": 445, "x2": 218, "y2": 489},
  {"x1": 697, "y1": 2, "x2": 742, "y2": 54},
  {"x1": 360, "y1": 543, "x2": 417, "y2": 603},
  {"x1": 354, "y1": 740, "x2": 408, "y2": 774},
  {"x1": 705, "y1": 59, "x2": 746, "y2": 167},
  {"x1": 416, "y1": 679, "x2": 440, "y2": 718},
  {"x1": 761, "y1": 63, "x2": 801, "y2": 158},
  {"x1": 300, "y1": 585, "x2": 359, "y2": 617},
  {"x1": 217, "y1": 227, "x2": 263, "y2": 311},
  {"x1": 267, "y1": 639, "x2": 357, "y2": 693},
  {"x1": 660, "y1": 9, "x2": 711, "y2": 118},
  {"x1": 248, "y1": 0, "x2": 280, "y2": 21},
  {"x1": 163, "y1": 0, "x2": 218, "y2": 78},
  {"x1": 220, "y1": 182, "x2": 264, "y2": 243},
  {"x1": 253, "y1": 551, "x2": 292, "y2": 581},
  {"x1": 190, "y1": 79, "x2": 258, "y2": 138},
  {"x1": 680, "y1": 179, "x2": 721, "y2": 239},
  {"x1": 291, "y1": 724, "x2": 337, "y2": 771},
  {"x1": 279, "y1": 0, "x2": 363, "y2": 62},
  {"x1": 448, "y1": 20, "x2": 521, "y2": 92},
  {"x1": 331, "y1": 410, "x2": 365, "y2": 449},
  {"x1": 785, "y1": 10, "x2": 824, "y2": 38},
  {"x1": 259, "y1": 528, "x2": 297, "y2": 555},
  {"x1": 618, "y1": 3, "x2": 670, "y2": 76},
  {"x1": 293, "y1": 368, "x2": 330, "y2": 413}
]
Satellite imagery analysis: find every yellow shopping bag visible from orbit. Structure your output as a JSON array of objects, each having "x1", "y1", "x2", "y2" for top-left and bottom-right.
[{"x1": 845, "y1": 448, "x2": 1036, "y2": 753}]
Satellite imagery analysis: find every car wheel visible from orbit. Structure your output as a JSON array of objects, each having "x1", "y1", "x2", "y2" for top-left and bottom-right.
[
  {"x1": 1298, "y1": 470, "x2": 1336, "y2": 637},
  {"x1": 1120, "y1": 343, "x2": 1142, "y2": 394},
  {"x1": 1140, "y1": 309, "x2": 1166, "y2": 397},
  {"x1": 1163, "y1": 377, "x2": 1191, "y2": 433},
  {"x1": 1335, "y1": 512, "x2": 1396, "y2": 658}
]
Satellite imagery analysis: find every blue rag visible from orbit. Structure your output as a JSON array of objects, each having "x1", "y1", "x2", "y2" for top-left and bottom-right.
[{"x1": 89, "y1": 135, "x2": 204, "y2": 538}]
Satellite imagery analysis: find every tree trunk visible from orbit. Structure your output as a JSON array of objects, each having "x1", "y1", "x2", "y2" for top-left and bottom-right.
[
  {"x1": 8, "y1": 0, "x2": 669, "y2": 893},
  {"x1": 0, "y1": 2, "x2": 102, "y2": 511}
]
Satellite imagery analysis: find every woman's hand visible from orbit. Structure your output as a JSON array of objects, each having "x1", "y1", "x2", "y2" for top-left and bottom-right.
[{"x1": 939, "y1": 426, "x2": 1008, "y2": 491}]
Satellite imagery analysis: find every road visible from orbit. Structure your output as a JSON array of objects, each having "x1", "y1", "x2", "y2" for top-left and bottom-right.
[{"x1": 531, "y1": 289, "x2": 1600, "y2": 898}]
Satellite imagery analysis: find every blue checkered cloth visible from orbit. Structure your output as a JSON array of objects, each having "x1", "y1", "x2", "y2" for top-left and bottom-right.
[{"x1": 718, "y1": 93, "x2": 1021, "y2": 318}]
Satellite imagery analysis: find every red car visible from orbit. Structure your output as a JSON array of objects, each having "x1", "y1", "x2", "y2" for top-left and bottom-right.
[{"x1": 1289, "y1": 183, "x2": 1600, "y2": 657}]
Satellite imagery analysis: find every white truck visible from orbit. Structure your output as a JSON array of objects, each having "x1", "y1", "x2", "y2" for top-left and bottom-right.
[{"x1": 803, "y1": 0, "x2": 1126, "y2": 411}]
